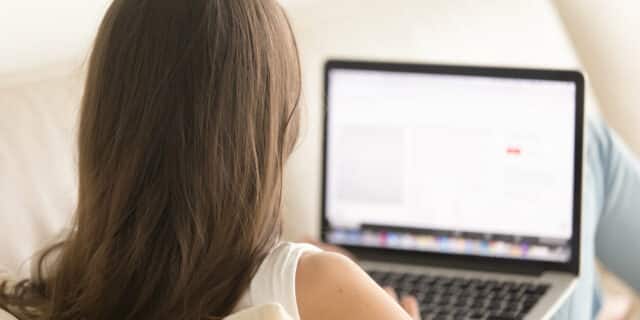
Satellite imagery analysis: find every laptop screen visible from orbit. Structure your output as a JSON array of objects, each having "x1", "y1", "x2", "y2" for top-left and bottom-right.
[{"x1": 323, "y1": 64, "x2": 578, "y2": 263}]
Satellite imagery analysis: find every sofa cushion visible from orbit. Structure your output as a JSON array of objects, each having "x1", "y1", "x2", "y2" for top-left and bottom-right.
[{"x1": 0, "y1": 70, "x2": 81, "y2": 276}]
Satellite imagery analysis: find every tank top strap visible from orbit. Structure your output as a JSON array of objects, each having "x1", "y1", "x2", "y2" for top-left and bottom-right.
[{"x1": 246, "y1": 242, "x2": 322, "y2": 320}]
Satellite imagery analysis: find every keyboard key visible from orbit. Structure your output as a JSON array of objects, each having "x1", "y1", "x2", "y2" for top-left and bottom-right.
[
  {"x1": 487, "y1": 312, "x2": 524, "y2": 320},
  {"x1": 460, "y1": 290, "x2": 479, "y2": 299},
  {"x1": 454, "y1": 299, "x2": 468, "y2": 308},
  {"x1": 503, "y1": 303, "x2": 520, "y2": 313},
  {"x1": 366, "y1": 269, "x2": 546, "y2": 318}
]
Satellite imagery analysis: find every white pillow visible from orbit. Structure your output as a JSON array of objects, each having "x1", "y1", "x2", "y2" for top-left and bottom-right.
[{"x1": 0, "y1": 69, "x2": 82, "y2": 277}]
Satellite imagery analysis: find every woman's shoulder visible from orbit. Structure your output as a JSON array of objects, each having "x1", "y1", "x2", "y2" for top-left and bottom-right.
[
  {"x1": 247, "y1": 242, "x2": 412, "y2": 320},
  {"x1": 295, "y1": 250, "x2": 412, "y2": 320}
]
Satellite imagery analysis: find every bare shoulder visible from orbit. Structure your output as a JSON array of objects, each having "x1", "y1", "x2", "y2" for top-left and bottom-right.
[
  {"x1": 295, "y1": 251, "x2": 411, "y2": 320},
  {"x1": 296, "y1": 251, "x2": 361, "y2": 285}
]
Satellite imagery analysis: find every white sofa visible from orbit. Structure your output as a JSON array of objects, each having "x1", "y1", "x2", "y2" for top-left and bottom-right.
[
  {"x1": 1, "y1": 0, "x2": 639, "y2": 319},
  {"x1": 0, "y1": 66, "x2": 82, "y2": 277}
]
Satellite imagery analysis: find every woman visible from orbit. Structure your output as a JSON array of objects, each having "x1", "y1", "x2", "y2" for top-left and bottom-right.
[{"x1": 0, "y1": 0, "x2": 418, "y2": 319}]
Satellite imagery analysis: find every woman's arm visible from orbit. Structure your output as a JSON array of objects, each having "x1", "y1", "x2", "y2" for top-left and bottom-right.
[{"x1": 296, "y1": 251, "x2": 419, "y2": 320}]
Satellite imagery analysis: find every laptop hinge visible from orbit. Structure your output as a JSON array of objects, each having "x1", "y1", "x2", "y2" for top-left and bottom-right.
[{"x1": 353, "y1": 250, "x2": 547, "y2": 277}]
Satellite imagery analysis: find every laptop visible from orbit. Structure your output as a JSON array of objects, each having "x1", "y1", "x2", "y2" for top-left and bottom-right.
[{"x1": 321, "y1": 60, "x2": 584, "y2": 320}]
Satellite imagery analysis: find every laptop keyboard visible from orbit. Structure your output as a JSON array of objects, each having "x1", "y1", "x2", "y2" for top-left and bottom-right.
[{"x1": 367, "y1": 270, "x2": 549, "y2": 320}]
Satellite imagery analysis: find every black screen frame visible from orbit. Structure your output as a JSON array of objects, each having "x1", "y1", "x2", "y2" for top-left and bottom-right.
[{"x1": 321, "y1": 59, "x2": 584, "y2": 276}]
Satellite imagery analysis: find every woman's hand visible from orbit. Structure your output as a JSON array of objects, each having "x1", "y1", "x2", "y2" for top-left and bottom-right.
[{"x1": 384, "y1": 287, "x2": 422, "y2": 320}]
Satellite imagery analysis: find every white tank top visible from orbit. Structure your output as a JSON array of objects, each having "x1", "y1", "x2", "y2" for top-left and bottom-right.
[{"x1": 233, "y1": 242, "x2": 322, "y2": 320}]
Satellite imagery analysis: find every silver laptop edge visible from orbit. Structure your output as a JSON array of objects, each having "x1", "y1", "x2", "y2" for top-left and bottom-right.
[
  {"x1": 359, "y1": 262, "x2": 577, "y2": 320},
  {"x1": 321, "y1": 60, "x2": 585, "y2": 320}
]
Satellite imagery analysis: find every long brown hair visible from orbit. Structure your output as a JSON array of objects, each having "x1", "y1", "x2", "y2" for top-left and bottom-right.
[{"x1": 1, "y1": 0, "x2": 301, "y2": 319}]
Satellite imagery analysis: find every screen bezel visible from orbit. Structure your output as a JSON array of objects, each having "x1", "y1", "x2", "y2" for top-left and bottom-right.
[{"x1": 321, "y1": 59, "x2": 584, "y2": 275}]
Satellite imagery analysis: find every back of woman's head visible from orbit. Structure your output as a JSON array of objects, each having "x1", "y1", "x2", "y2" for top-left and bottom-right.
[{"x1": 0, "y1": 0, "x2": 301, "y2": 319}]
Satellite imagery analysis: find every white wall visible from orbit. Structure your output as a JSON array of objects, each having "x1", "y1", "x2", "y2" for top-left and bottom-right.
[
  {"x1": 554, "y1": 0, "x2": 640, "y2": 154},
  {"x1": 0, "y1": 0, "x2": 109, "y2": 85}
]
